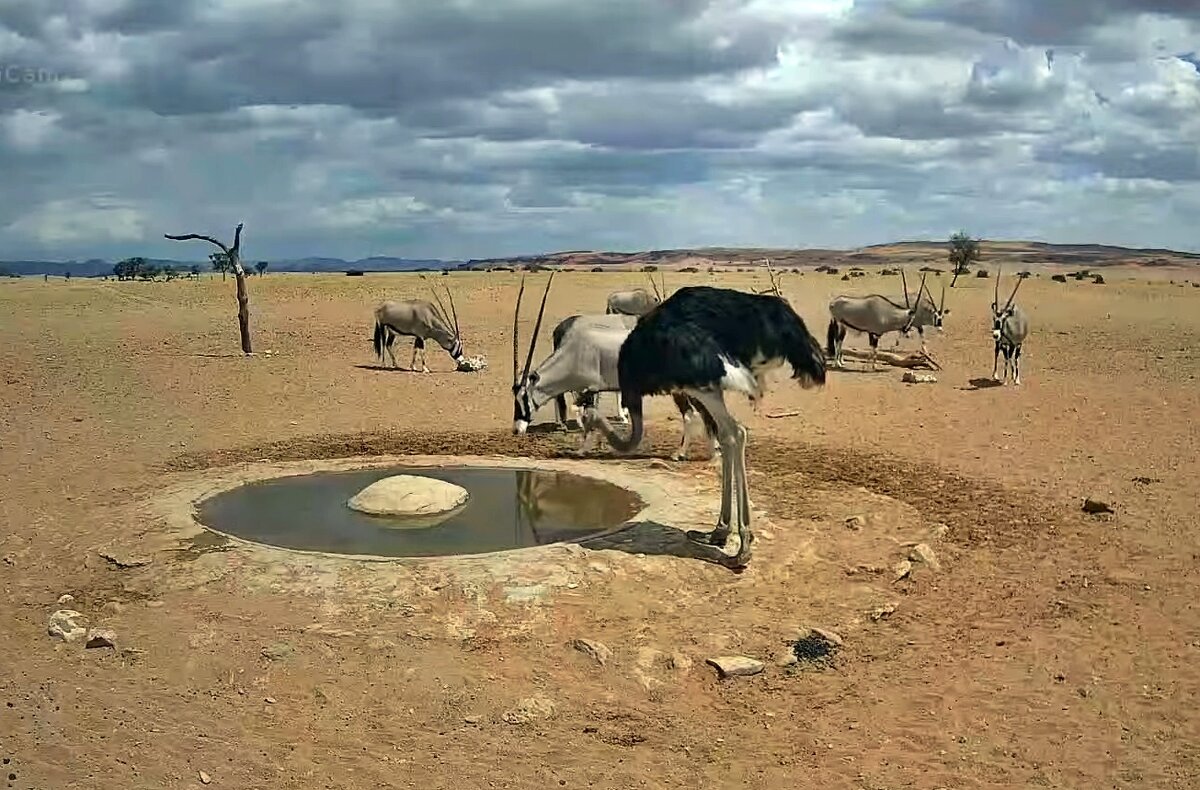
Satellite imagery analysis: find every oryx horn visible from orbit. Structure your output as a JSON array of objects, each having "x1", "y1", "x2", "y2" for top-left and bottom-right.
[
  {"x1": 519, "y1": 271, "x2": 556, "y2": 384},
  {"x1": 512, "y1": 275, "x2": 527, "y2": 384}
]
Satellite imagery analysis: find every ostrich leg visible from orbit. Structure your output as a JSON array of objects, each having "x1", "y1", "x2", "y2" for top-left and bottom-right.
[{"x1": 683, "y1": 389, "x2": 743, "y2": 556}]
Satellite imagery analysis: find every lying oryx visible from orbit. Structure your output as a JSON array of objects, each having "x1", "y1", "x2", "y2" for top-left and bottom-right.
[
  {"x1": 549, "y1": 312, "x2": 638, "y2": 429},
  {"x1": 991, "y1": 267, "x2": 1030, "y2": 385},
  {"x1": 605, "y1": 271, "x2": 667, "y2": 316},
  {"x1": 371, "y1": 282, "x2": 463, "y2": 371},
  {"x1": 512, "y1": 272, "x2": 716, "y2": 460},
  {"x1": 826, "y1": 271, "x2": 944, "y2": 370}
]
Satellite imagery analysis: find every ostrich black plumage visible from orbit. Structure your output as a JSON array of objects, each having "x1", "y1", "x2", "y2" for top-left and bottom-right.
[{"x1": 582, "y1": 285, "x2": 826, "y2": 568}]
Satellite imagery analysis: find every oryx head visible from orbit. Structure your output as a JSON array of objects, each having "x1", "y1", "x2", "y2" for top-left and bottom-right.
[
  {"x1": 511, "y1": 271, "x2": 555, "y2": 435},
  {"x1": 420, "y1": 274, "x2": 464, "y2": 360},
  {"x1": 901, "y1": 268, "x2": 947, "y2": 332},
  {"x1": 991, "y1": 267, "x2": 1021, "y2": 340}
]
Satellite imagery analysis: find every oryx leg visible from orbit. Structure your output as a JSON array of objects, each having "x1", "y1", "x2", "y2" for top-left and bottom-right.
[
  {"x1": 1012, "y1": 344, "x2": 1022, "y2": 385},
  {"x1": 833, "y1": 323, "x2": 847, "y2": 368},
  {"x1": 992, "y1": 339, "x2": 1002, "y2": 381},
  {"x1": 384, "y1": 330, "x2": 399, "y2": 368},
  {"x1": 576, "y1": 391, "x2": 601, "y2": 453},
  {"x1": 615, "y1": 391, "x2": 629, "y2": 424},
  {"x1": 671, "y1": 393, "x2": 698, "y2": 461},
  {"x1": 868, "y1": 333, "x2": 880, "y2": 371},
  {"x1": 917, "y1": 326, "x2": 928, "y2": 354}
]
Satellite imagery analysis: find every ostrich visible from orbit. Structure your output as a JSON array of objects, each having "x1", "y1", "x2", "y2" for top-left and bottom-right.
[{"x1": 581, "y1": 285, "x2": 826, "y2": 568}]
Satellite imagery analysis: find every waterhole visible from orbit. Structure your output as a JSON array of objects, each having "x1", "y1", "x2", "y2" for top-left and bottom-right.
[{"x1": 195, "y1": 465, "x2": 643, "y2": 558}]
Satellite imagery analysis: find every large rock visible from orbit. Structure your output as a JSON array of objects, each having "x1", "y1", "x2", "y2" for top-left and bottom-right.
[{"x1": 346, "y1": 474, "x2": 469, "y2": 522}]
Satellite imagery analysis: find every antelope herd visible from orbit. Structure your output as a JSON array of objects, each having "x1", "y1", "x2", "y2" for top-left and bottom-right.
[{"x1": 368, "y1": 264, "x2": 1031, "y2": 568}]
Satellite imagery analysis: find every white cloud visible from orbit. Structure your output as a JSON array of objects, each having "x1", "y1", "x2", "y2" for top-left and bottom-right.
[{"x1": 0, "y1": 0, "x2": 1198, "y2": 260}]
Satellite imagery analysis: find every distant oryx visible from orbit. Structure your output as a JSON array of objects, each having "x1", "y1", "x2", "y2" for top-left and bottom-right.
[
  {"x1": 826, "y1": 271, "x2": 945, "y2": 370},
  {"x1": 605, "y1": 271, "x2": 667, "y2": 316},
  {"x1": 512, "y1": 272, "x2": 717, "y2": 460},
  {"x1": 371, "y1": 278, "x2": 464, "y2": 372},
  {"x1": 990, "y1": 267, "x2": 1030, "y2": 385}
]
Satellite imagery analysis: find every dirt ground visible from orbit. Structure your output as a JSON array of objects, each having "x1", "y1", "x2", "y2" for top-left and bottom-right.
[{"x1": 1, "y1": 266, "x2": 1198, "y2": 789}]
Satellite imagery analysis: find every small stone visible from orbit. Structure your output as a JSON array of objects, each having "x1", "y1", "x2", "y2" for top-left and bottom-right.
[
  {"x1": 1082, "y1": 498, "x2": 1114, "y2": 515},
  {"x1": 808, "y1": 627, "x2": 844, "y2": 647},
  {"x1": 85, "y1": 628, "x2": 117, "y2": 649},
  {"x1": 97, "y1": 549, "x2": 152, "y2": 568},
  {"x1": 902, "y1": 371, "x2": 937, "y2": 384},
  {"x1": 667, "y1": 652, "x2": 693, "y2": 673},
  {"x1": 264, "y1": 696, "x2": 276, "y2": 704},
  {"x1": 145, "y1": 600, "x2": 165, "y2": 608},
  {"x1": 198, "y1": 770, "x2": 212, "y2": 784},
  {"x1": 908, "y1": 543, "x2": 941, "y2": 571},
  {"x1": 870, "y1": 602, "x2": 898, "y2": 621},
  {"x1": 892, "y1": 559, "x2": 914, "y2": 582},
  {"x1": 102, "y1": 601, "x2": 125, "y2": 615},
  {"x1": 705, "y1": 655, "x2": 765, "y2": 678},
  {"x1": 570, "y1": 638, "x2": 612, "y2": 666},
  {"x1": 775, "y1": 650, "x2": 798, "y2": 667},
  {"x1": 48, "y1": 610, "x2": 87, "y2": 642},
  {"x1": 261, "y1": 642, "x2": 294, "y2": 661},
  {"x1": 463, "y1": 714, "x2": 480, "y2": 724},
  {"x1": 844, "y1": 515, "x2": 865, "y2": 530},
  {"x1": 502, "y1": 696, "x2": 556, "y2": 724},
  {"x1": 648, "y1": 459, "x2": 671, "y2": 470},
  {"x1": 56, "y1": 593, "x2": 75, "y2": 605}
]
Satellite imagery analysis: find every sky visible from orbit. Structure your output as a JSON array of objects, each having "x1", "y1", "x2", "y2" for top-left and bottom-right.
[{"x1": 1, "y1": 0, "x2": 1198, "y2": 262}]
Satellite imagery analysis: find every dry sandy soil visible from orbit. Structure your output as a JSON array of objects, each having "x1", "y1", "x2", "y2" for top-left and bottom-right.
[{"x1": 2, "y1": 266, "x2": 1199, "y2": 789}]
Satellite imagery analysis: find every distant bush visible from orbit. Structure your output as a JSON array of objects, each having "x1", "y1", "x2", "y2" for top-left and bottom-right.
[
  {"x1": 1093, "y1": 274, "x2": 1106, "y2": 284},
  {"x1": 1051, "y1": 274, "x2": 1067, "y2": 282},
  {"x1": 680, "y1": 266, "x2": 699, "y2": 273},
  {"x1": 641, "y1": 265, "x2": 658, "y2": 272},
  {"x1": 345, "y1": 270, "x2": 364, "y2": 276},
  {"x1": 591, "y1": 266, "x2": 604, "y2": 272},
  {"x1": 976, "y1": 269, "x2": 990, "y2": 278}
]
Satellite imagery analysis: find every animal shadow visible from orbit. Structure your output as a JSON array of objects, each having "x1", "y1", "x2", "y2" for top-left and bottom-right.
[
  {"x1": 962, "y1": 377, "x2": 1004, "y2": 391},
  {"x1": 353, "y1": 364, "x2": 452, "y2": 374},
  {"x1": 577, "y1": 519, "x2": 745, "y2": 569}
]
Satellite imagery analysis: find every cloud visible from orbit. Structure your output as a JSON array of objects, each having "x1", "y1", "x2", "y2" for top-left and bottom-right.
[{"x1": 0, "y1": 0, "x2": 1198, "y2": 261}]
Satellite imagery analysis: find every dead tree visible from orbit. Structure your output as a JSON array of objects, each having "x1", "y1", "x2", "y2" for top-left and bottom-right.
[{"x1": 165, "y1": 223, "x2": 252, "y2": 353}]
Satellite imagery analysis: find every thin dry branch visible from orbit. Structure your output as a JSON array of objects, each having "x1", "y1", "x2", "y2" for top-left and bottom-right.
[{"x1": 840, "y1": 348, "x2": 942, "y2": 370}]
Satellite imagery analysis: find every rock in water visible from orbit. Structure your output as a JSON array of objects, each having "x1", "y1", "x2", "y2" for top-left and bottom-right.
[{"x1": 346, "y1": 475, "x2": 469, "y2": 522}]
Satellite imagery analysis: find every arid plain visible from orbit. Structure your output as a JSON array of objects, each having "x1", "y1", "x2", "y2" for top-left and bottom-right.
[{"x1": 2, "y1": 263, "x2": 1199, "y2": 789}]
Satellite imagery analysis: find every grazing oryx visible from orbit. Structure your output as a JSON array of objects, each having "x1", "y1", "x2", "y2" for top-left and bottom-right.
[
  {"x1": 605, "y1": 272, "x2": 666, "y2": 316},
  {"x1": 826, "y1": 271, "x2": 944, "y2": 370},
  {"x1": 512, "y1": 273, "x2": 718, "y2": 460},
  {"x1": 581, "y1": 286, "x2": 826, "y2": 568},
  {"x1": 371, "y1": 279, "x2": 463, "y2": 372},
  {"x1": 991, "y1": 267, "x2": 1030, "y2": 385}
]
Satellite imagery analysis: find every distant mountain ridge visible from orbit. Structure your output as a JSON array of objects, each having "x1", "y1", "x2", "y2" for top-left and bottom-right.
[
  {"x1": 0, "y1": 256, "x2": 462, "y2": 277},
  {"x1": 3, "y1": 240, "x2": 1197, "y2": 277}
]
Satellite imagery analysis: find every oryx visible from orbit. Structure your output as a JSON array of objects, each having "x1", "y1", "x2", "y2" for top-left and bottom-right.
[
  {"x1": 605, "y1": 271, "x2": 666, "y2": 316},
  {"x1": 826, "y1": 271, "x2": 944, "y2": 370},
  {"x1": 990, "y1": 267, "x2": 1030, "y2": 385},
  {"x1": 512, "y1": 272, "x2": 717, "y2": 460},
  {"x1": 371, "y1": 278, "x2": 463, "y2": 372},
  {"x1": 549, "y1": 312, "x2": 639, "y2": 429}
]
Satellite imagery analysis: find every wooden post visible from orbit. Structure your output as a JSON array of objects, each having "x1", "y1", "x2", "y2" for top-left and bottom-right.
[{"x1": 165, "y1": 223, "x2": 252, "y2": 354}]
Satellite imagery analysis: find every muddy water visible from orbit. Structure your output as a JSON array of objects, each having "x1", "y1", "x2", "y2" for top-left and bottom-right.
[{"x1": 196, "y1": 465, "x2": 643, "y2": 557}]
